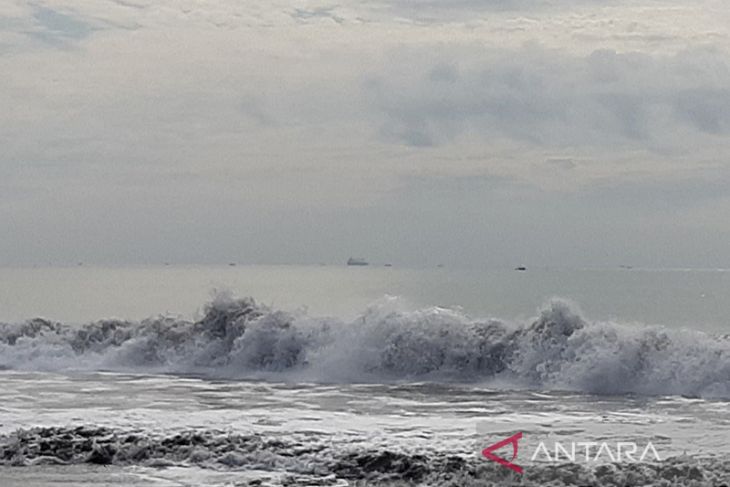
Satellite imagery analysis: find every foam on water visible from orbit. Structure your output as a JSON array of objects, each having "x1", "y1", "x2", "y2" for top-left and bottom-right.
[
  {"x1": 1, "y1": 426, "x2": 728, "y2": 486},
  {"x1": 1, "y1": 294, "x2": 729, "y2": 399}
]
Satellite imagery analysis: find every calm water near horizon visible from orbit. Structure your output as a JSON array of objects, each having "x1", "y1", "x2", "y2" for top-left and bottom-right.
[{"x1": 1, "y1": 265, "x2": 729, "y2": 332}]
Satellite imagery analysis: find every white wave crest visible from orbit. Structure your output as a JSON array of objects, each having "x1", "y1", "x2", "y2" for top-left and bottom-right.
[{"x1": 1, "y1": 295, "x2": 728, "y2": 399}]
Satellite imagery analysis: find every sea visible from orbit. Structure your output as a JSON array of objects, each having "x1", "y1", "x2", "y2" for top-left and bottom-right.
[{"x1": 1, "y1": 265, "x2": 729, "y2": 486}]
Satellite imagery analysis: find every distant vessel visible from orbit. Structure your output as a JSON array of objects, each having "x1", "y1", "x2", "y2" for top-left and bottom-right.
[
  {"x1": 347, "y1": 257, "x2": 369, "y2": 266},
  {"x1": 515, "y1": 266, "x2": 527, "y2": 271}
]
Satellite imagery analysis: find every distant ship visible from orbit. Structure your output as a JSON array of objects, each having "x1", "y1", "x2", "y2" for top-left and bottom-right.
[
  {"x1": 347, "y1": 257, "x2": 369, "y2": 266},
  {"x1": 515, "y1": 266, "x2": 527, "y2": 271}
]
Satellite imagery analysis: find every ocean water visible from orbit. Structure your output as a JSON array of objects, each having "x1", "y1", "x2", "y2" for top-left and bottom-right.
[{"x1": 1, "y1": 265, "x2": 729, "y2": 486}]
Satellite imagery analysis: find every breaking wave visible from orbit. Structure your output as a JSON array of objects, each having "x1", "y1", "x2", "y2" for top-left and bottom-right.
[
  {"x1": 1, "y1": 295, "x2": 729, "y2": 399},
  {"x1": 2, "y1": 426, "x2": 728, "y2": 486}
]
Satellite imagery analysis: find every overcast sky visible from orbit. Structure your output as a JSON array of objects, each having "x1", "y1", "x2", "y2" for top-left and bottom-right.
[{"x1": 2, "y1": 0, "x2": 730, "y2": 267}]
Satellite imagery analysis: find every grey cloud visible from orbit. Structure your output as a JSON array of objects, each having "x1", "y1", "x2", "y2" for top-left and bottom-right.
[
  {"x1": 0, "y1": 6, "x2": 101, "y2": 53},
  {"x1": 240, "y1": 97, "x2": 277, "y2": 126},
  {"x1": 366, "y1": 46, "x2": 730, "y2": 150},
  {"x1": 428, "y1": 63, "x2": 459, "y2": 83},
  {"x1": 378, "y1": 0, "x2": 622, "y2": 22},
  {"x1": 673, "y1": 88, "x2": 730, "y2": 134},
  {"x1": 3, "y1": 0, "x2": 730, "y2": 268},
  {"x1": 545, "y1": 158, "x2": 576, "y2": 170},
  {"x1": 110, "y1": 0, "x2": 147, "y2": 10},
  {"x1": 29, "y1": 6, "x2": 96, "y2": 45},
  {"x1": 291, "y1": 7, "x2": 346, "y2": 24},
  {"x1": 578, "y1": 168, "x2": 730, "y2": 211}
]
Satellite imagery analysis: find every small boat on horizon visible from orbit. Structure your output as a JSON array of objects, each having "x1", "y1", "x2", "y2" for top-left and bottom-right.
[
  {"x1": 347, "y1": 257, "x2": 369, "y2": 266},
  {"x1": 515, "y1": 266, "x2": 527, "y2": 271}
]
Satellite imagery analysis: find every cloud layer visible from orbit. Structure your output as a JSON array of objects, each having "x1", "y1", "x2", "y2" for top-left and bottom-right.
[{"x1": 2, "y1": 0, "x2": 730, "y2": 266}]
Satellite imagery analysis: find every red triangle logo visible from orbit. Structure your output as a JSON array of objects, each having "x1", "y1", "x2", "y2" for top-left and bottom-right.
[{"x1": 481, "y1": 432, "x2": 524, "y2": 474}]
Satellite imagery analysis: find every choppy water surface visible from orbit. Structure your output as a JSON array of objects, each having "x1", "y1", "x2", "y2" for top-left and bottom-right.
[{"x1": 1, "y1": 371, "x2": 729, "y2": 486}]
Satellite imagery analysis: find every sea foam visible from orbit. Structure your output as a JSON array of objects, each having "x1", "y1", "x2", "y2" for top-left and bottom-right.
[
  {"x1": 1, "y1": 426, "x2": 727, "y2": 486},
  {"x1": 1, "y1": 295, "x2": 728, "y2": 398}
]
